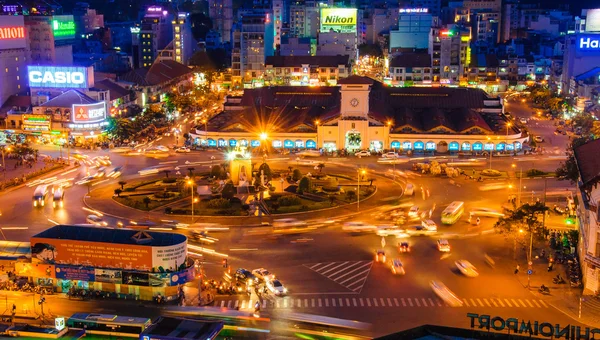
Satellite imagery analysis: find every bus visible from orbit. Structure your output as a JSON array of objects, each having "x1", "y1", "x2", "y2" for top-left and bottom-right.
[
  {"x1": 52, "y1": 186, "x2": 64, "y2": 208},
  {"x1": 33, "y1": 185, "x2": 49, "y2": 207},
  {"x1": 274, "y1": 312, "x2": 371, "y2": 339},
  {"x1": 441, "y1": 201, "x2": 464, "y2": 225},
  {"x1": 67, "y1": 313, "x2": 152, "y2": 338}
]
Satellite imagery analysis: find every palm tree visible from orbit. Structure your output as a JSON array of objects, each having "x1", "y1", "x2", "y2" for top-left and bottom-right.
[
  {"x1": 118, "y1": 181, "x2": 127, "y2": 190},
  {"x1": 162, "y1": 170, "x2": 171, "y2": 178},
  {"x1": 187, "y1": 167, "x2": 195, "y2": 177},
  {"x1": 114, "y1": 189, "x2": 122, "y2": 197},
  {"x1": 143, "y1": 196, "x2": 152, "y2": 209}
]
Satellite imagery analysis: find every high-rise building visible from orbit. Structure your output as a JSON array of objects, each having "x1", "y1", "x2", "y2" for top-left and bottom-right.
[
  {"x1": 399, "y1": 0, "x2": 441, "y2": 17},
  {"x1": 273, "y1": 0, "x2": 284, "y2": 47},
  {"x1": 0, "y1": 15, "x2": 29, "y2": 106},
  {"x1": 209, "y1": 0, "x2": 233, "y2": 43},
  {"x1": 137, "y1": 6, "x2": 173, "y2": 68},
  {"x1": 232, "y1": 10, "x2": 275, "y2": 85},
  {"x1": 73, "y1": 2, "x2": 104, "y2": 36},
  {"x1": 25, "y1": 15, "x2": 75, "y2": 64},
  {"x1": 429, "y1": 25, "x2": 471, "y2": 83},
  {"x1": 290, "y1": 0, "x2": 331, "y2": 38},
  {"x1": 390, "y1": 9, "x2": 437, "y2": 51},
  {"x1": 172, "y1": 12, "x2": 194, "y2": 65},
  {"x1": 317, "y1": 7, "x2": 359, "y2": 63},
  {"x1": 473, "y1": 11, "x2": 500, "y2": 45},
  {"x1": 561, "y1": 33, "x2": 600, "y2": 95}
]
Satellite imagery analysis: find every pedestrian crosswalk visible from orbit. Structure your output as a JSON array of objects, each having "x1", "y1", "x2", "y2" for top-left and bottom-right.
[
  {"x1": 213, "y1": 296, "x2": 550, "y2": 309},
  {"x1": 303, "y1": 261, "x2": 373, "y2": 293}
]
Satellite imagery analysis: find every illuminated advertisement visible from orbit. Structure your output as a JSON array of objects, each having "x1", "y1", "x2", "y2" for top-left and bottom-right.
[
  {"x1": 0, "y1": 16, "x2": 26, "y2": 50},
  {"x1": 52, "y1": 15, "x2": 75, "y2": 40},
  {"x1": 28, "y1": 66, "x2": 90, "y2": 89},
  {"x1": 399, "y1": 8, "x2": 428, "y2": 13},
  {"x1": 586, "y1": 9, "x2": 600, "y2": 32},
  {"x1": 30, "y1": 237, "x2": 187, "y2": 272},
  {"x1": 320, "y1": 8, "x2": 357, "y2": 33},
  {"x1": 72, "y1": 102, "x2": 106, "y2": 124},
  {"x1": 23, "y1": 115, "x2": 51, "y2": 132},
  {"x1": 577, "y1": 34, "x2": 600, "y2": 53}
]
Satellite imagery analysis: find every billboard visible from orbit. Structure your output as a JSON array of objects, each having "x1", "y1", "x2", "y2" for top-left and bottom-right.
[
  {"x1": 72, "y1": 102, "x2": 106, "y2": 124},
  {"x1": 55, "y1": 265, "x2": 95, "y2": 281},
  {"x1": 23, "y1": 115, "x2": 51, "y2": 132},
  {"x1": 576, "y1": 34, "x2": 600, "y2": 54},
  {"x1": 28, "y1": 66, "x2": 90, "y2": 89},
  {"x1": 0, "y1": 16, "x2": 26, "y2": 50},
  {"x1": 586, "y1": 9, "x2": 600, "y2": 32},
  {"x1": 320, "y1": 8, "x2": 357, "y2": 33},
  {"x1": 52, "y1": 15, "x2": 76, "y2": 40},
  {"x1": 30, "y1": 237, "x2": 187, "y2": 272}
]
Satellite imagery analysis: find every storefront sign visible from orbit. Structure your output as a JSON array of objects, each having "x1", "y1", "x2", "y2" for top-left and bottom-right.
[
  {"x1": 148, "y1": 273, "x2": 171, "y2": 287},
  {"x1": 320, "y1": 8, "x2": 357, "y2": 33},
  {"x1": 72, "y1": 102, "x2": 106, "y2": 124},
  {"x1": 0, "y1": 16, "x2": 26, "y2": 50},
  {"x1": 52, "y1": 15, "x2": 75, "y2": 40},
  {"x1": 585, "y1": 9, "x2": 600, "y2": 32},
  {"x1": 28, "y1": 66, "x2": 89, "y2": 89},
  {"x1": 23, "y1": 115, "x2": 51, "y2": 132},
  {"x1": 467, "y1": 313, "x2": 600, "y2": 339},
  {"x1": 170, "y1": 266, "x2": 195, "y2": 285},
  {"x1": 55, "y1": 265, "x2": 95, "y2": 281},
  {"x1": 578, "y1": 35, "x2": 600, "y2": 52}
]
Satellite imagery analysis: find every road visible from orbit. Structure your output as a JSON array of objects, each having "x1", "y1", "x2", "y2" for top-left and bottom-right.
[{"x1": 0, "y1": 99, "x2": 584, "y2": 337}]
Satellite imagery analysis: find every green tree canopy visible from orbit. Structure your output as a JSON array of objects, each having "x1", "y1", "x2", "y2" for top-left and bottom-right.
[{"x1": 494, "y1": 202, "x2": 549, "y2": 239}]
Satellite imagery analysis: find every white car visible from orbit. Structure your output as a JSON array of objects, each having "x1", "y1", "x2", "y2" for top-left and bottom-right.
[
  {"x1": 342, "y1": 221, "x2": 377, "y2": 233},
  {"x1": 296, "y1": 150, "x2": 321, "y2": 157},
  {"x1": 408, "y1": 205, "x2": 420, "y2": 218},
  {"x1": 470, "y1": 208, "x2": 504, "y2": 218},
  {"x1": 421, "y1": 219, "x2": 437, "y2": 231},
  {"x1": 519, "y1": 117, "x2": 528, "y2": 124},
  {"x1": 252, "y1": 268, "x2": 275, "y2": 282},
  {"x1": 430, "y1": 280, "x2": 463, "y2": 307},
  {"x1": 355, "y1": 150, "x2": 371, "y2": 157},
  {"x1": 533, "y1": 136, "x2": 544, "y2": 143},
  {"x1": 382, "y1": 152, "x2": 399, "y2": 159},
  {"x1": 266, "y1": 279, "x2": 287, "y2": 296},
  {"x1": 376, "y1": 225, "x2": 402, "y2": 237},
  {"x1": 86, "y1": 215, "x2": 108, "y2": 227},
  {"x1": 437, "y1": 239, "x2": 451, "y2": 252},
  {"x1": 175, "y1": 147, "x2": 191, "y2": 153},
  {"x1": 455, "y1": 260, "x2": 479, "y2": 277}
]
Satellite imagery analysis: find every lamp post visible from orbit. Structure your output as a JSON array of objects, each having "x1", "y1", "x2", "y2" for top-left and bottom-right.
[
  {"x1": 1, "y1": 146, "x2": 11, "y2": 183},
  {"x1": 187, "y1": 178, "x2": 195, "y2": 222},
  {"x1": 315, "y1": 120, "x2": 320, "y2": 150},
  {"x1": 487, "y1": 136, "x2": 492, "y2": 170},
  {"x1": 527, "y1": 228, "x2": 533, "y2": 289},
  {"x1": 357, "y1": 169, "x2": 366, "y2": 211},
  {"x1": 512, "y1": 163, "x2": 522, "y2": 206}
]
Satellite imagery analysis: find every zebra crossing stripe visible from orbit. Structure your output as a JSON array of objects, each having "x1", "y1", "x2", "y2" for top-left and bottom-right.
[
  {"x1": 360, "y1": 298, "x2": 364, "y2": 307},
  {"x1": 496, "y1": 299, "x2": 505, "y2": 307},
  {"x1": 401, "y1": 298, "x2": 406, "y2": 307},
  {"x1": 415, "y1": 299, "x2": 421, "y2": 307},
  {"x1": 511, "y1": 299, "x2": 520, "y2": 307},
  {"x1": 347, "y1": 298, "x2": 351, "y2": 306},
  {"x1": 388, "y1": 298, "x2": 393, "y2": 307},
  {"x1": 504, "y1": 299, "x2": 512, "y2": 307},
  {"x1": 428, "y1": 298, "x2": 435, "y2": 307},
  {"x1": 318, "y1": 298, "x2": 322, "y2": 307},
  {"x1": 373, "y1": 298, "x2": 379, "y2": 307},
  {"x1": 408, "y1": 298, "x2": 414, "y2": 307},
  {"x1": 394, "y1": 298, "x2": 399, "y2": 307},
  {"x1": 525, "y1": 299, "x2": 534, "y2": 307},
  {"x1": 339, "y1": 298, "x2": 343, "y2": 306},
  {"x1": 531, "y1": 300, "x2": 540, "y2": 308},
  {"x1": 436, "y1": 299, "x2": 442, "y2": 307},
  {"x1": 483, "y1": 299, "x2": 491, "y2": 307},
  {"x1": 353, "y1": 298, "x2": 357, "y2": 307},
  {"x1": 311, "y1": 299, "x2": 315, "y2": 307},
  {"x1": 539, "y1": 300, "x2": 548, "y2": 308},
  {"x1": 422, "y1": 298, "x2": 428, "y2": 307},
  {"x1": 381, "y1": 298, "x2": 386, "y2": 306},
  {"x1": 366, "y1": 298, "x2": 371, "y2": 307},
  {"x1": 470, "y1": 299, "x2": 477, "y2": 306},
  {"x1": 220, "y1": 301, "x2": 225, "y2": 307},
  {"x1": 489, "y1": 299, "x2": 498, "y2": 307},
  {"x1": 463, "y1": 299, "x2": 470, "y2": 307},
  {"x1": 517, "y1": 299, "x2": 527, "y2": 307}
]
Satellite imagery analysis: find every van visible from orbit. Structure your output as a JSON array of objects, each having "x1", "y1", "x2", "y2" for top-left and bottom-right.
[
  {"x1": 33, "y1": 185, "x2": 49, "y2": 207},
  {"x1": 53, "y1": 187, "x2": 65, "y2": 208},
  {"x1": 404, "y1": 183, "x2": 414, "y2": 196}
]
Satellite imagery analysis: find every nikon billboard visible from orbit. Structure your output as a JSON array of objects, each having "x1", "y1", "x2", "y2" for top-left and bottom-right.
[{"x1": 320, "y1": 8, "x2": 357, "y2": 33}]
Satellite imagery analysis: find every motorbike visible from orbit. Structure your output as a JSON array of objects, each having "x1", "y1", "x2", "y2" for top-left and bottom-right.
[
  {"x1": 538, "y1": 285, "x2": 550, "y2": 294},
  {"x1": 553, "y1": 275, "x2": 566, "y2": 284}
]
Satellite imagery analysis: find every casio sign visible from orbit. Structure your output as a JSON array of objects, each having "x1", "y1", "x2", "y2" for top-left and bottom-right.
[{"x1": 27, "y1": 66, "x2": 88, "y2": 89}]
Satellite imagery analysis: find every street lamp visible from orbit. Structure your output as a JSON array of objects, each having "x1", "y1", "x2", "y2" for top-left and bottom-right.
[
  {"x1": 314, "y1": 120, "x2": 320, "y2": 150},
  {"x1": 1, "y1": 146, "x2": 11, "y2": 183},
  {"x1": 187, "y1": 179, "x2": 195, "y2": 222},
  {"x1": 357, "y1": 169, "x2": 366, "y2": 211},
  {"x1": 506, "y1": 122, "x2": 511, "y2": 137},
  {"x1": 512, "y1": 163, "x2": 522, "y2": 206},
  {"x1": 486, "y1": 136, "x2": 492, "y2": 170}
]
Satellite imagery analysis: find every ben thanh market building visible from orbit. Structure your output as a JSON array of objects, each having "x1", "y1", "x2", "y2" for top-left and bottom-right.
[{"x1": 190, "y1": 76, "x2": 527, "y2": 153}]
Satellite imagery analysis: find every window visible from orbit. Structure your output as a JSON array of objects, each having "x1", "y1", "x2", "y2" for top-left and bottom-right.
[{"x1": 16, "y1": 76, "x2": 19, "y2": 80}]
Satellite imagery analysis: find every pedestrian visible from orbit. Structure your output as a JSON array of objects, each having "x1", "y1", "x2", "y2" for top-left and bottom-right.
[
  {"x1": 476, "y1": 217, "x2": 480, "y2": 226},
  {"x1": 514, "y1": 264, "x2": 520, "y2": 274}
]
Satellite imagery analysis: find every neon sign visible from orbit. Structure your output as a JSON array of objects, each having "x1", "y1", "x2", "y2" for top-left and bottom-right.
[
  {"x1": 399, "y1": 8, "x2": 428, "y2": 13},
  {"x1": 28, "y1": 66, "x2": 88, "y2": 89},
  {"x1": 52, "y1": 15, "x2": 75, "y2": 40},
  {"x1": 577, "y1": 35, "x2": 600, "y2": 51},
  {"x1": 0, "y1": 27, "x2": 25, "y2": 40},
  {"x1": 72, "y1": 102, "x2": 106, "y2": 124}
]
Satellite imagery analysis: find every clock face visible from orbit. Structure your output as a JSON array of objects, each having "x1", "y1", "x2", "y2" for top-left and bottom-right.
[{"x1": 350, "y1": 98, "x2": 359, "y2": 107}]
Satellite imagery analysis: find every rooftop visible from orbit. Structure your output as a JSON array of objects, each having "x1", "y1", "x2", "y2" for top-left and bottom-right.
[
  {"x1": 338, "y1": 75, "x2": 375, "y2": 85},
  {"x1": 32, "y1": 225, "x2": 187, "y2": 247},
  {"x1": 119, "y1": 60, "x2": 193, "y2": 87},
  {"x1": 390, "y1": 53, "x2": 432, "y2": 68},
  {"x1": 575, "y1": 138, "x2": 600, "y2": 188},
  {"x1": 266, "y1": 55, "x2": 350, "y2": 68},
  {"x1": 39, "y1": 90, "x2": 97, "y2": 108},
  {"x1": 92, "y1": 79, "x2": 131, "y2": 101}
]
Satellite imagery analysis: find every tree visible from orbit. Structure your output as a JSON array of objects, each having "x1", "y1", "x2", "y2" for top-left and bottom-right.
[
  {"x1": 298, "y1": 176, "x2": 310, "y2": 194},
  {"x1": 118, "y1": 181, "x2": 127, "y2": 190},
  {"x1": 494, "y1": 202, "x2": 549, "y2": 240},
  {"x1": 257, "y1": 163, "x2": 273, "y2": 183},
  {"x1": 210, "y1": 165, "x2": 222, "y2": 178},
  {"x1": 292, "y1": 169, "x2": 303, "y2": 182},
  {"x1": 346, "y1": 190, "x2": 357, "y2": 201},
  {"x1": 271, "y1": 201, "x2": 280, "y2": 213},
  {"x1": 143, "y1": 196, "x2": 152, "y2": 209},
  {"x1": 114, "y1": 189, "x2": 122, "y2": 197},
  {"x1": 316, "y1": 163, "x2": 325, "y2": 173},
  {"x1": 329, "y1": 195, "x2": 336, "y2": 206},
  {"x1": 556, "y1": 136, "x2": 594, "y2": 183},
  {"x1": 187, "y1": 167, "x2": 195, "y2": 177},
  {"x1": 221, "y1": 182, "x2": 236, "y2": 200},
  {"x1": 162, "y1": 170, "x2": 171, "y2": 178}
]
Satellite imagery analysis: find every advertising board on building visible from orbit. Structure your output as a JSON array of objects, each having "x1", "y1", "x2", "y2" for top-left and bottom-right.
[
  {"x1": 72, "y1": 102, "x2": 106, "y2": 124},
  {"x1": 30, "y1": 237, "x2": 187, "y2": 272},
  {"x1": 576, "y1": 34, "x2": 600, "y2": 55},
  {"x1": 52, "y1": 15, "x2": 76, "y2": 40},
  {"x1": 585, "y1": 9, "x2": 600, "y2": 33},
  {"x1": 15, "y1": 263, "x2": 55, "y2": 278},
  {"x1": 23, "y1": 115, "x2": 51, "y2": 132},
  {"x1": 55, "y1": 265, "x2": 95, "y2": 281},
  {"x1": 28, "y1": 66, "x2": 91, "y2": 89},
  {"x1": 0, "y1": 16, "x2": 26, "y2": 50},
  {"x1": 94, "y1": 269, "x2": 122, "y2": 284},
  {"x1": 320, "y1": 8, "x2": 357, "y2": 34}
]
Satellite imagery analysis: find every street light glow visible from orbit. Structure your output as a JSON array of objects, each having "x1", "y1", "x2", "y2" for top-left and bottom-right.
[{"x1": 260, "y1": 133, "x2": 268, "y2": 140}]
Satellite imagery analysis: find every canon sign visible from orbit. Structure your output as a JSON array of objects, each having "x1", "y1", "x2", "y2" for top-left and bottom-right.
[{"x1": 27, "y1": 66, "x2": 89, "y2": 89}]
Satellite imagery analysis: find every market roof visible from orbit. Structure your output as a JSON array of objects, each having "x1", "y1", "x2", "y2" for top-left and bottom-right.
[
  {"x1": 390, "y1": 53, "x2": 431, "y2": 68},
  {"x1": 574, "y1": 138, "x2": 600, "y2": 188},
  {"x1": 32, "y1": 225, "x2": 187, "y2": 247},
  {"x1": 39, "y1": 90, "x2": 97, "y2": 108},
  {"x1": 266, "y1": 55, "x2": 350, "y2": 68},
  {"x1": 141, "y1": 316, "x2": 223, "y2": 340},
  {"x1": 0, "y1": 241, "x2": 31, "y2": 260},
  {"x1": 337, "y1": 75, "x2": 375, "y2": 85},
  {"x1": 92, "y1": 79, "x2": 131, "y2": 101},
  {"x1": 0, "y1": 94, "x2": 31, "y2": 115},
  {"x1": 119, "y1": 60, "x2": 193, "y2": 86}
]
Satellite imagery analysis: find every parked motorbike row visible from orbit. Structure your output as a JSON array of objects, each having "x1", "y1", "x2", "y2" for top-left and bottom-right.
[
  {"x1": 0, "y1": 281, "x2": 51, "y2": 294},
  {"x1": 566, "y1": 257, "x2": 582, "y2": 288}
]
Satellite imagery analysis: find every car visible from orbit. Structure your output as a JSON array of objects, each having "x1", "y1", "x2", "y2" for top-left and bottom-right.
[
  {"x1": 234, "y1": 268, "x2": 258, "y2": 285},
  {"x1": 403, "y1": 183, "x2": 415, "y2": 196},
  {"x1": 533, "y1": 136, "x2": 544, "y2": 143},
  {"x1": 266, "y1": 279, "x2": 287, "y2": 295},
  {"x1": 107, "y1": 166, "x2": 123, "y2": 178},
  {"x1": 408, "y1": 205, "x2": 420, "y2": 218},
  {"x1": 376, "y1": 225, "x2": 402, "y2": 237},
  {"x1": 342, "y1": 221, "x2": 377, "y2": 233},
  {"x1": 406, "y1": 225, "x2": 431, "y2": 236},
  {"x1": 252, "y1": 268, "x2": 275, "y2": 282},
  {"x1": 175, "y1": 147, "x2": 191, "y2": 153},
  {"x1": 519, "y1": 117, "x2": 528, "y2": 124},
  {"x1": 86, "y1": 215, "x2": 107, "y2": 227},
  {"x1": 430, "y1": 280, "x2": 463, "y2": 307},
  {"x1": 421, "y1": 219, "x2": 437, "y2": 231},
  {"x1": 355, "y1": 150, "x2": 371, "y2": 157},
  {"x1": 437, "y1": 239, "x2": 451, "y2": 252},
  {"x1": 382, "y1": 152, "x2": 399, "y2": 159},
  {"x1": 296, "y1": 150, "x2": 321, "y2": 157},
  {"x1": 390, "y1": 259, "x2": 405, "y2": 275},
  {"x1": 455, "y1": 260, "x2": 479, "y2": 277},
  {"x1": 398, "y1": 242, "x2": 410, "y2": 253},
  {"x1": 470, "y1": 208, "x2": 505, "y2": 218},
  {"x1": 76, "y1": 175, "x2": 96, "y2": 185},
  {"x1": 375, "y1": 250, "x2": 386, "y2": 263}
]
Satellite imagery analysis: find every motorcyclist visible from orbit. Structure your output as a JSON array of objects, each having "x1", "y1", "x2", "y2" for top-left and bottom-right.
[{"x1": 540, "y1": 284, "x2": 548, "y2": 292}]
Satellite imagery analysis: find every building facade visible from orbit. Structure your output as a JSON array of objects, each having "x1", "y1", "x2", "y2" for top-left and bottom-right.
[
  {"x1": 209, "y1": 0, "x2": 233, "y2": 43},
  {"x1": 264, "y1": 55, "x2": 350, "y2": 86},
  {"x1": 429, "y1": 24, "x2": 471, "y2": 83},
  {"x1": 137, "y1": 6, "x2": 173, "y2": 68},
  {"x1": 0, "y1": 16, "x2": 29, "y2": 107}
]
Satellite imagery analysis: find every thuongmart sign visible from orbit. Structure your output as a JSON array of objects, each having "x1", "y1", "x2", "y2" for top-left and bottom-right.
[
  {"x1": 320, "y1": 8, "x2": 357, "y2": 33},
  {"x1": 23, "y1": 115, "x2": 51, "y2": 132}
]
